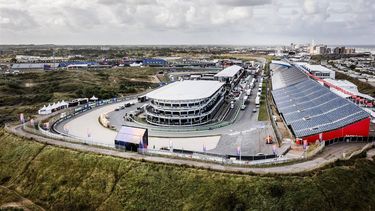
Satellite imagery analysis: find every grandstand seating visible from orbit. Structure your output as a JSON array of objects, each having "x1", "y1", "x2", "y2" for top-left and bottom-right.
[
  {"x1": 271, "y1": 65, "x2": 369, "y2": 138},
  {"x1": 271, "y1": 64, "x2": 308, "y2": 90}
]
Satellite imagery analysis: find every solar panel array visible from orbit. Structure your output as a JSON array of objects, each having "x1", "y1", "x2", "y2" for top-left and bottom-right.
[
  {"x1": 272, "y1": 67, "x2": 369, "y2": 138},
  {"x1": 271, "y1": 65, "x2": 308, "y2": 90}
]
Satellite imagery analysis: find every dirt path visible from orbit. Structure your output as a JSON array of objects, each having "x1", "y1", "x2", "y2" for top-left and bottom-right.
[
  {"x1": 0, "y1": 185, "x2": 45, "y2": 211},
  {"x1": 367, "y1": 148, "x2": 375, "y2": 160}
]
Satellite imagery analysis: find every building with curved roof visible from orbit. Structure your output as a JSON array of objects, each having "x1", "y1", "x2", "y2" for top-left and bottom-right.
[
  {"x1": 271, "y1": 63, "x2": 370, "y2": 143},
  {"x1": 145, "y1": 80, "x2": 225, "y2": 126}
]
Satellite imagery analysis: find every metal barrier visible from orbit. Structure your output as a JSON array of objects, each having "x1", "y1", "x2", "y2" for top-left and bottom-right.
[
  {"x1": 325, "y1": 136, "x2": 375, "y2": 146},
  {"x1": 265, "y1": 75, "x2": 283, "y2": 145},
  {"x1": 140, "y1": 148, "x2": 294, "y2": 166}
]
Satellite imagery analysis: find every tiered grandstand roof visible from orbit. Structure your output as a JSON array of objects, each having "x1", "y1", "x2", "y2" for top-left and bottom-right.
[
  {"x1": 271, "y1": 65, "x2": 369, "y2": 138},
  {"x1": 271, "y1": 64, "x2": 307, "y2": 90}
]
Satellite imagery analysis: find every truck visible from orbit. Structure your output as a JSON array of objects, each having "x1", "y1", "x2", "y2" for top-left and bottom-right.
[
  {"x1": 241, "y1": 96, "x2": 248, "y2": 110},
  {"x1": 251, "y1": 78, "x2": 256, "y2": 86},
  {"x1": 255, "y1": 96, "x2": 260, "y2": 108},
  {"x1": 137, "y1": 95, "x2": 148, "y2": 102},
  {"x1": 246, "y1": 89, "x2": 251, "y2": 96}
]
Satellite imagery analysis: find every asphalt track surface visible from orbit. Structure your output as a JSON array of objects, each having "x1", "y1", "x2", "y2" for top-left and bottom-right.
[
  {"x1": 54, "y1": 74, "x2": 274, "y2": 155},
  {"x1": 6, "y1": 123, "x2": 371, "y2": 175},
  {"x1": 55, "y1": 100, "x2": 221, "y2": 152},
  {"x1": 54, "y1": 58, "x2": 270, "y2": 155}
]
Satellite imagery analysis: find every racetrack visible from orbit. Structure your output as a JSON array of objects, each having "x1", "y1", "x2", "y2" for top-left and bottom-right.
[{"x1": 57, "y1": 99, "x2": 220, "y2": 152}]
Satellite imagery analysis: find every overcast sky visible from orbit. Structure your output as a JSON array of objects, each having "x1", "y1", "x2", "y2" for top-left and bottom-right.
[{"x1": 0, "y1": 0, "x2": 374, "y2": 45}]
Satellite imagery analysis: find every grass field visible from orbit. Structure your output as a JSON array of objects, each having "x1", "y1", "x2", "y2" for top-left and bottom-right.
[
  {"x1": 258, "y1": 82, "x2": 269, "y2": 121},
  {"x1": 258, "y1": 62, "x2": 270, "y2": 121},
  {"x1": 0, "y1": 67, "x2": 158, "y2": 126},
  {"x1": 1, "y1": 130, "x2": 375, "y2": 210}
]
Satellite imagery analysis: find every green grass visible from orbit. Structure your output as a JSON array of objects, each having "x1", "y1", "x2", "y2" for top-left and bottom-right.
[
  {"x1": 1, "y1": 130, "x2": 375, "y2": 210},
  {"x1": 0, "y1": 68, "x2": 159, "y2": 126},
  {"x1": 258, "y1": 82, "x2": 269, "y2": 121},
  {"x1": 335, "y1": 71, "x2": 375, "y2": 97}
]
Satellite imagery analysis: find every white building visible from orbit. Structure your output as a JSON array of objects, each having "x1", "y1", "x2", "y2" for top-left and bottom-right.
[
  {"x1": 301, "y1": 64, "x2": 335, "y2": 79},
  {"x1": 323, "y1": 79, "x2": 374, "y2": 101},
  {"x1": 145, "y1": 80, "x2": 225, "y2": 126},
  {"x1": 214, "y1": 65, "x2": 243, "y2": 84}
]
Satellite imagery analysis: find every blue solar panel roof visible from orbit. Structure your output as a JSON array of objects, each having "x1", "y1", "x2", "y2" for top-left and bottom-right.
[{"x1": 272, "y1": 65, "x2": 369, "y2": 138}]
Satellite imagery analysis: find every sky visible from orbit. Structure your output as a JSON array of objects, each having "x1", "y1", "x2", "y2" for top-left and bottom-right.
[{"x1": 0, "y1": 0, "x2": 374, "y2": 45}]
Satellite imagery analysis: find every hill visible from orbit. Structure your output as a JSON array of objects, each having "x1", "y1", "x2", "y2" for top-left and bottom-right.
[{"x1": 1, "y1": 129, "x2": 375, "y2": 210}]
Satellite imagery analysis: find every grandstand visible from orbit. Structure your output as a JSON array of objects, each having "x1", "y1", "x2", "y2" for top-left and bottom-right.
[
  {"x1": 271, "y1": 64, "x2": 307, "y2": 90},
  {"x1": 271, "y1": 64, "x2": 370, "y2": 143}
]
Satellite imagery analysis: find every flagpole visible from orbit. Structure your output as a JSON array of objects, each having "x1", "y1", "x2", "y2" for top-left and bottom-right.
[{"x1": 240, "y1": 132, "x2": 242, "y2": 163}]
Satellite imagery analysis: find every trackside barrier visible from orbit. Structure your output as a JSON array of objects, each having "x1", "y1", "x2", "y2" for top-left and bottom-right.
[
  {"x1": 325, "y1": 136, "x2": 375, "y2": 146},
  {"x1": 139, "y1": 148, "x2": 293, "y2": 166}
]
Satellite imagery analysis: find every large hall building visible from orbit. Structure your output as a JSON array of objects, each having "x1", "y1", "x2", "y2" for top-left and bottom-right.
[
  {"x1": 271, "y1": 62, "x2": 370, "y2": 143},
  {"x1": 145, "y1": 80, "x2": 225, "y2": 126}
]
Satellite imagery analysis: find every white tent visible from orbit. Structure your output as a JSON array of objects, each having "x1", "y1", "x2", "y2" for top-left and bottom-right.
[
  {"x1": 38, "y1": 100, "x2": 69, "y2": 115},
  {"x1": 90, "y1": 95, "x2": 98, "y2": 101}
]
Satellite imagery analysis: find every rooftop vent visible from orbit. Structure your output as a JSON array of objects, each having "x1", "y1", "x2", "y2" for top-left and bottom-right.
[{"x1": 303, "y1": 116, "x2": 311, "y2": 120}]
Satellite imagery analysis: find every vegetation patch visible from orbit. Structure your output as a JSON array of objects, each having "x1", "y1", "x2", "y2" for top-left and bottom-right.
[
  {"x1": 0, "y1": 68, "x2": 158, "y2": 126},
  {"x1": 1, "y1": 130, "x2": 375, "y2": 210}
]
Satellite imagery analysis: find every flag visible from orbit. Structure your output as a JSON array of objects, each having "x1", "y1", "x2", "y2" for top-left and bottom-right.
[
  {"x1": 169, "y1": 140, "x2": 173, "y2": 152},
  {"x1": 303, "y1": 140, "x2": 308, "y2": 150},
  {"x1": 19, "y1": 113, "x2": 25, "y2": 123},
  {"x1": 236, "y1": 146, "x2": 241, "y2": 156}
]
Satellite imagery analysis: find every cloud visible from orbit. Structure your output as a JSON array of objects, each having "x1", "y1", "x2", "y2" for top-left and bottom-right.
[
  {"x1": 0, "y1": 0, "x2": 374, "y2": 45},
  {"x1": 216, "y1": 0, "x2": 272, "y2": 7},
  {"x1": 0, "y1": 8, "x2": 39, "y2": 30}
]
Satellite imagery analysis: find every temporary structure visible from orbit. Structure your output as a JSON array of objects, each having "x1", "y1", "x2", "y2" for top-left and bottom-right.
[{"x1": 38, "y1": 100, "x2": 69, "y2": 115}]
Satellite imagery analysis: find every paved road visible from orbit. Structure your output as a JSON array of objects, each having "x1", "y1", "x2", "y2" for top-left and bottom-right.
[
  {"x1": 6, "y1": 124, "x2": 370, "y2": 175},
  {"x1": 52, "y1": 60, "x2": 274, "y2": 155}
]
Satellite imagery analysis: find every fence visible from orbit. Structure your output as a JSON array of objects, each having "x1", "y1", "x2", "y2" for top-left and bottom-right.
[
  {"x1": 325, "y1": 136, "x2": 375, "y2": 146},
  {"x1": 265, "y1": 77, "x2": 284, "y2": 146},
  {"x1": 140, "y1": 148, "x2": 294, "y2": 166}
]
